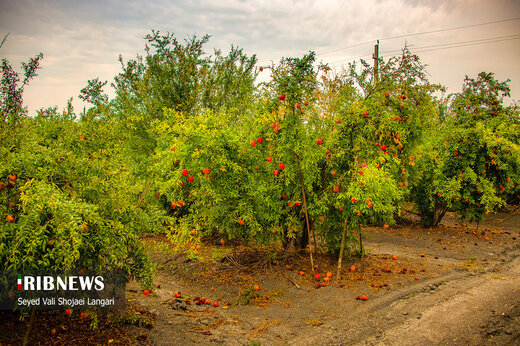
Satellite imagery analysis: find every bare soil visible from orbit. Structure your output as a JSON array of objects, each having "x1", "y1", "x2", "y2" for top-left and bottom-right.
[{"x1": 2, "y1": 209, "x2": 520, "y2": 345}]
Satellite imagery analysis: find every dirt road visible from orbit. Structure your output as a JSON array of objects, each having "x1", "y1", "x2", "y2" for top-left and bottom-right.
[{"x1": 127, "y1": 212, "x2": 520, "y2": 345}]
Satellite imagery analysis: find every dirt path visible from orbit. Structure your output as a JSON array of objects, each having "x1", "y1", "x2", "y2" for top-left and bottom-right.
[
  {"x1": 295, "y1": 249, "x2": 520, "y2": 345},
  {"x1": 128, "y1": 212, "x2": 520, "y2": 345},
  {"x1": 360, "y1": 256, "x2": 520, "y2": 345}
]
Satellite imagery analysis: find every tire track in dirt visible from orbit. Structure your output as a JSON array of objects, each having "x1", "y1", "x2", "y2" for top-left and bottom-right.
[
  {"x1": 360, "y1": 254, "x2": 520, "y2": 345},
  {"x1": 286, "y1": 247, "x2": 520, "y2": 345}
]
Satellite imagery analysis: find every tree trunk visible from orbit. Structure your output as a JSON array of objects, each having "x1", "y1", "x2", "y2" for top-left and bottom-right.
[
  {"x1": 282, "y1": 228, "x2": 293, "y2": 250},
  {"x1": 299, "y1": 172, "x2": 315, "y2": 273},
  {"x1": 23, "y1": 311, "x2": 36, "y2": 346},
  {"x1": 299, "y1": 222, "x2": 308, "y2": 249},
  {"x1": 432, "y1": 205, "x2": 448, "y2": 227},
  {"x1": 336, "y1": 217, "x2": 349, "y2": 278}
]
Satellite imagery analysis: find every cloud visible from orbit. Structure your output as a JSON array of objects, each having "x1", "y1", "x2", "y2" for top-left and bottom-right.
[{"x1": 1, "y1": 0, "x2": 519, "y2": 114}]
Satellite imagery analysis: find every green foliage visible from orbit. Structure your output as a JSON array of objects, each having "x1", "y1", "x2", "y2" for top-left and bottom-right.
[
  {"x1": 408, "y1": 72, "x2": 520, "y2": 226},
  {"x1": 0, "y1": 47, "x2": 43, "y2": 125},
  {"x1": 79, "y1": 78, "x2": 108, "y2": 107},
  {"x1": 200, "y1": 45, "x2": 258, "y2": 113},
  {"x1": 154, "y1": 51, "x2": 418, "y2": 256},
  {"x1": 109, "y1": 310, "x2": 153, "y2": 327},
  {"x1": 2, "y1": 29, "x2": 519, "y2": 309},
  {"x1": 111, "y1": 30, "x2": 257, "y2": 160},
  {"x1": 0, "y1": 108, "x2": 160, "y2": 303}
]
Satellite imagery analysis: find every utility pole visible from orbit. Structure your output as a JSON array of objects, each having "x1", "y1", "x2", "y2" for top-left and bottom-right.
[{"x1": 373, "y1": 40, "x2": 379, "y2": 86}]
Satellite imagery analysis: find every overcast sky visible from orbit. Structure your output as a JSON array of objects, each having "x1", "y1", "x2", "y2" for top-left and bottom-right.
[{"x1": 1, "y1": 0, "x2": 519, "y2": 114}]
